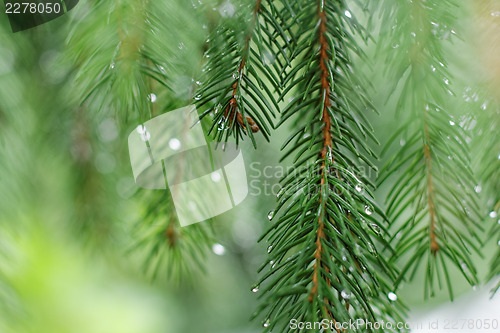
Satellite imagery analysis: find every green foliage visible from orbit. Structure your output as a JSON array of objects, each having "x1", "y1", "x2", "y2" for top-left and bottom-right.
[
  {"x1": 378, "y1": 0, "x2": 483, "y2": 300},
  {"x1": 131, "y1": 189, "x2": 214, "y2": 280},
  {"x1": 251, "y1": 1, "x2": 406, "y2": 331},
  {"x1": 66, "y1": 0, "x2": 214, "y2": 277},
  {"x1": 472, "y1": 98, "x2": 500, "y2": 293},
  {"x1": 195, "y1": 0, "x2": 288, "y2": 147},
  {"x1": 2, "y1": 0, "x2": 500, "y2": 332}
]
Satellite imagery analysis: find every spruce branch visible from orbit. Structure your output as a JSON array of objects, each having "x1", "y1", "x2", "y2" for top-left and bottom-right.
[
  {"x1": 66, "y1": 0, "x2": 191, "y2": 122},
  {"x1": 378, "y1": 0, "x2": 483, "y2": 300},
  {"x1": 254, "y1": 1, "x2": 406, "y2": 331},
  {"x1": 472, "y1": 99, "x2": 500, "y2": 294},
  {"x1": 66, "y1": 0, "x2": 214, "y2": 278},
  {"x1": 195, "y1": 0, "x2": 288, "y2": 147}
]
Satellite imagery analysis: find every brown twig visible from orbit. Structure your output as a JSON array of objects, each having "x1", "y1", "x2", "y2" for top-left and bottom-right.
[
  {"x1": 222, "y1": 0, "x2": 262, "y2": 133},
  {"x1": 424, "y1": 122, "x2": 439, "y2": 255},
  {"x1": 309, "y1": 0, "x2": 333, "y2": 304}
]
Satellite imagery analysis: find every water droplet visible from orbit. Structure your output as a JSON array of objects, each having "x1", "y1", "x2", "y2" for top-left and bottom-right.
[
  {"x1": 392, "y1": 43, "x2": 399, "y2": 49},
  {"x1": 410, "y1": 32, "x2": 416, "y2": 37},
  {"x1": 341, "y1": 290, "x2": 351, "y2": 299},
  {"x1": 136, "y1": 125, "x2": 146, "y2": 134},
  {"x1": 110, "y1": 62, "x2": 115, "y2": 69},
  {"x1": 497, "y1": 240, "x2": 500, "y2": 246},
  {"x1": 344, "y1": 10, "x2": 352, "y2": 18},
  {"x1": 355, "y1": 184, "x2": 363, "y2": 193},
  {"x1": 431, "y1": 22, "x2": 451, "y2": 40},
  {"x1": 472, "y1": 285, "x2": 478, "y2": 291},
  {"x1": 251, "y1": 285, "x2": 260, "y2": 293},
  {"x1": 430, "y1": 65, "x2": 436, "y2": 72},
  {"x1": 367, "y1": 242, "x2": 376, "y2": 254},
  {"x1": 400, "y1": 138, "x2": 406, "y2": 146},
  {"x1": 491, "y1": 11, "x2": 500, "y2": 17},
  {"x1": 194, "y1": 94, "x2": 202, "y2": 100},
  {"x1": 211, "y1": 172, "x2": 221, "y2": 182},
  {"x1": 267, "y1": 245, "x2": 273, "y2": 253},
  {"x1": 370, "y1": 223, "x2": 381, "y2": 234},
  {"x1": 263, "y1": 319, "x2": 270, "y2": 328},
  {"x1": 449, "y1": 120, "x2": 455, "y2": 126},
  {"x1": 364, "y1": 206, "x2": 373, "y2": 215},
  {"x1": 268, "y1": 210, "x2": 275, "y2": 220},
  {"x1": 148, "y1": 93, "x2": 157, "y2": 103},
  {"x1": 474, "y1": 185, "x2": 482, "y2": 193},
  {"x1": 169, "y1": 138, "x2": 181, "y2": 150},
  {"x1": 178, "y1": 42, "x2": 185, "y2": 50},
  {"x1": 140, "y1": 130, "x2": 151, "y2": 142},
  {"x1": 212, "y1": 243, "x2": 226, "y2": 256},
  {"x1": 388, "y1": 292, "x2": 398, "y2": 301},
  {"x1": 490, "y1": 211, "x2": 498, "y2": 218}
]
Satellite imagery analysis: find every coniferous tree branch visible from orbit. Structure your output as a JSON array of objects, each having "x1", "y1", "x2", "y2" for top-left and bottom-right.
[
  {"x1": 195, "y1": 0, "x2": 289, "y2": 147},
  {"x1": 473, "y1": 99, "x2": 500, "y2": 294},
  {"x1": 253, "y1": 1, "x2": 406, "y2": 331},
  {"x1": 66, "y1": 0, "x2": 214, "y2": 277},
  {"x1": 378, "y1": 0, "x2": 483, "y2": 300}
]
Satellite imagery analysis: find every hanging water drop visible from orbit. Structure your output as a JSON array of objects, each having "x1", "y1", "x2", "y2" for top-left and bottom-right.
[
  {"x1": 355, "y1": 184, "x2": 363, "y2": 193},
  {"x1": 341, "y1": 290, "x2": 351, "y2": 299},
  {"x1": 490, "y1": 211, "x2": 498, "y2": 218},
  {"x1": 169, "y1": 138, "x2": 181, "y2": 151},
  {"x1": 364, "y1": 205, "x2": 373, "y2": 215},
  {"x1": 268, "y1": 210, "x2": 275, "y2": 220},
  {"x1": 388, "y1": 292, "x2": 398, "y2": 301},
  {"x1": 474, "y1": 185, "x2": 482, "y2": 193},
  {"x1": 267, "y1": 245, "x2": 273, "y2": 253},
  {"x1": 148, "y1": 93, "x2": 157, "y2": 103},
  {"x1": 370, "y1": 223, "x2": 381, "y2": 234},
  {"x1": 212, "y1": 243, "x2": 226, "y2": 256},
  {"x1": 263, "y1": 319, "x2": 270, "y2": 328},
  {"x1": 140, "y1": 130, "x2": 151, "y2": 142},
  {"x1": 251, "y1": 285, "x2": 260, "y2": 293},
  {"x1": 211, "y1": 172, "x2": 221, "y2": 182}
]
